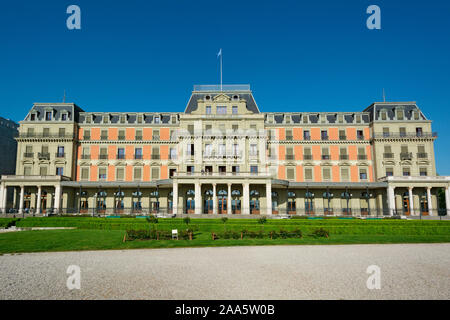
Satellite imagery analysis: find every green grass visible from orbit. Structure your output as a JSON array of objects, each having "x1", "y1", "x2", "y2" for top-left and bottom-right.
[
  {"x1": 0, "y1": 229, "x2": 449, "y2": 254},
  {"x1": 0, "y1": 217, "x2": 448, "y2": 254}
]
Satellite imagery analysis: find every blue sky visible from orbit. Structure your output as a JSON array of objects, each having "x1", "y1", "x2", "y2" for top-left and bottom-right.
[{"x1": 0, "y1": 0, "x2": 449, "y2": 174}]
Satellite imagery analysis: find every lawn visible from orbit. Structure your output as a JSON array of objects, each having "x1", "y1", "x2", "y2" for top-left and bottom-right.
[{"x1": 0, "y1": 217, "x2": 448, "y2": 254}]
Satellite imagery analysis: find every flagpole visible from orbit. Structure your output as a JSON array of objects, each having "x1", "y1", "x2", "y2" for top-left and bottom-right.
[{"x1": 220, "y1": 49, "x2": 223, "y2": 91}]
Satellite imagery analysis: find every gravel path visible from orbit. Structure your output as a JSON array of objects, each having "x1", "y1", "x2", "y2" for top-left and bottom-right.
[{"x1": 0, "y1": 244, "x2": 449, "y2": 299}]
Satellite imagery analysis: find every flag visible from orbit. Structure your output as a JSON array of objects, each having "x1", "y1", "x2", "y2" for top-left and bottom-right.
[{"x1": 217, "y1": 48, "x2": 222, "y2": 58}]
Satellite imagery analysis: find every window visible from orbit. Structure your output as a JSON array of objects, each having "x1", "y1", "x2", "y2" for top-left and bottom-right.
[
  {"x1": 101, "y1": 130, "x2": 108, "y2": 140},
  {"x1": 40, "y1": 166, "x2": 48, "y2": 176},
  {"x1": 169, "y1": 147, "x2": 177, "y2": 160},
  {"x1": 135, "y1": 148, "x2": 143, "y2": 159},
  {"x1": 384, "y1": 145, "x2": 393, "y2": 158},
  {"x1": 43, "y1": 128, "x2": 50, "y2": 137},
  {"x1": 399, "y1": 127, "x2": 406, "y2": 137},
  {"x1": 381, "y1": 111, "x2": 387, "y2": 120},
  {"x1": 386, "y1": 168, "x2": 394, "y2": 176},
  {"x1": 187, "y1": 125, "x2": 194, "y2": 135},
  {"x1": 323, "y1": 168, "x2": 331, "y2": 181},
  {"x1": 287, "y1": 167, "x2": 295, "y2": 180},
  {"x1": 61, "y1": 113, "x2": 67, "y2": 121},
  {"x1": 99, "y1": 168, "x2": 107, "y2": 180},
  {"x1": 204, "y1": 144, "x2": 212, "y2": 157},
  {"x1": 45, "y1": 111, "x2": 52, "y2": 121},
  {"x1": 403, "y1": 167, "x2": 410, "y2": 176},
  {"x1": 81, "y1": 168, "x2": 89, "y2": 180},
  {"x1": 286, "y1": 129, "x2": 293, "y2": 140},
  {"x1": 416, "y1": 127, "x2": 423, "y2": 137},
  {"x1": 134, "y1": 167, "x2": 142, "y2": 180},
  {"x1": 396, "y1": 110, "x2": 404, "y2": 120},
  {"x1": 30, "y1": 114, "x2": 36, "y2": 121},
  {"x1": 58, "y1": 128, "x2": 66, "y2": 137},
  {"x1": 322, "y1": 147, "x2": 330, "y2": 160},
  {"x1": 357, "y1": 147, "x2": 366, "y2": 160},
  {"x1": 420, "y1": 167, "x2": 427, "y2": 176},
  {"x1": 357, "y1": 130, "x2": 364, "y2": 140},
  {"x1": 135, "y1": 129, "x2": 142, "y2": 140},
  {"x1": 321, "y1": 130, "x2": 328, "y2": 140},
  {"x1": 383, "y1": 127, "x2": 390, "y2": 137},
  {"x1": 57, "y1": 146, "x2": 65, "y2": 158},
  {"x1": 286, "y1": 147, "x2": 294, "y2": 160},
  {"x1": 303, "y1": 130, "x2": 310, "y2": 140},
  {"x1": 118, "y1": 130, "x2": 125, "y2": 140},
  {"x1": 339, "y1": 129, "x2": 346, "y2": 140},
  {"x1": 116, "y1": 168, "x2": 125, "y2": 181},
  {"x1": 83, "y1": 129, "x2": 91, "y2": 140},
  {"x1": 339, "y1": 147, "x2": 348, "y2": 160},
  {"x1": 304, "y1": 168, "x2": 313, "y2": 180},
  {"x1": 206, "y1": 106, "x2": 211, "y2": 114},
  {"x1": 250, "y1": 166, "x2": 258, "y2": 174},
  {"x1": 24, "y1": 166, "x2": 32, "y2": 176},
  {"x1": 217, "y1": 106, "x2": 227, "y2": 114},
  {"x1": 232, "y1": 106, "x2": 238, "y2": 114},
  {"x1": 359, "y1": 168, "x2": 368, "y2": 180},
  {"x1": 151, "y1": 146, "x2": 160, "y2": 159},
  {"x1": 341, "y1": 167, "x2": 349, "y2": 181},
  {"x1": 56, "y1": 167, "x2": 64, "y2": 176},
  {"x1": 151, "y1": 167, "x2": 160, "y2": 180},
  {"x1": 99, "y1": 148, "x2": 108, "y2": 159},
  {"x1": 303, "y1": 147, "x2": 312, "y2": 160},
  {"x1": 117, "y1": 148, "x2": 125, "y2": 159},
  {"x1": 154, "y1": 116, "x2": 160, "y2": 124},
  {"x1": 153, "y1": 129, "x2": 160, "y2": 140}
]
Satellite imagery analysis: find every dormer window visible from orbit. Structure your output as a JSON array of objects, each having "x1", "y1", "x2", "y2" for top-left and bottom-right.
[
  {"x1": 120, "y1": 115, "x2": 126, "y2": 124},
  {"x1": 232, "y1": 95, "x2": 239, "y2": 101},
  {"x1": 413, "y1": 111, "x2": 419, "y2": 120},
  {"x1": 355, "y1": 114, "x2": 361, "y2": 123},
  {"x1": 268, "y1": 115, "x2": 274, "y2": 124},
  {"x1": 171, "y1": 115, "x2": 177, "y2": 124},
  {"x1": 86, "y1": 115, "x2": 92, "y2": 123},
  {"x1": 154, "y1": 116, "x2": 160, "y2": 124},
  {"x1": 30, "y1": 113, "x2": 36, "y2": 121},
  {"x1": 205, "y1": 95, "x2": 211, "y2": 101},
  {"x1": 103, "y1": 115, "x2": 109, "y2": 124},
  {"x1": 285, "y1": 115, "x2": 291, "y2": 124},
  {"x1": 320, "y1": 114, "x2": 326, "y2": 124},
  {"x1": 396, "y1": 109, "x2": 404, "y2": 120},
  {"x1": 303, "y1": 115, "x2": 309, "y2": 124},
  {"x1": 381, "y1": 111, "x2": 387, "y2": 120},
  {"x1": 338, "y1": 114, "x2": 343, "y2": 123},
  {"x1": 61, "y1": 113, "x2": 68, "y2": 121},
  {"x1": 45, "y1": 111, "x2": 52, "y2": 121},
  {"x1": 137, "y1": 115, "x2": 143, "y2": 123}
]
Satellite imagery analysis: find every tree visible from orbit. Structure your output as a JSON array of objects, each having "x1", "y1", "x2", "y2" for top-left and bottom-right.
[
  {"x1": 258, "y1": 216, "x2": 267, "y2": 231},
  {"x1": 146, "y1": 215, "x2": 158, "y2": 231},
  {"x1": 221, "y1": 217, "x2": 228, "y2": 231},
  {"x1": 183, "y1": 216, "x2": 191, "y2": 229}
]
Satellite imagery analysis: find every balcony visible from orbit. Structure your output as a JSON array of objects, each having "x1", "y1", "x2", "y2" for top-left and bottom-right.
[
  {"x1": 38, "y1": 152, "x2": 50, "y2": 160},
  {"x1": 135, "y1": 135, "x2": 143, "y2": 141},
  {"x1": 303, "y1": 135, "x2": 311, "y2": 141},
  {"x1": 81, "y1": 154, "x2": 91, "y2": 160},
  {"x1": 357, "y1": 135, "x2": 364, "y2": 140},
  {"x1": 321, "y1": 135, "x2": 329, "y2": 141},
  {"x1": 373, "y1": 132, "x2": 437, "y2": 139},
  {"x1": 303, "y1": 154, "x2": 313, "y2": 160},
  {"x1": 383, "y1": 153, "x2": 394, "y2": 159},
  {"x1": 152, "y1": 135, "x2": 160, "y2": 140},
  {"x1": 55, "y1": 153, "x2": 66, "y2": 158},
  {"x1": 151, "y1": 154, "x2": 160, "y2": 160},
  {"x1": 339, "y1": 135, "x2": 347, "y2": 140},
  {"x1": 118, "y1": 135, "x2": 126, "y2": 141},
  {"x1": 99, "y1": 154, "x2": 108, "y2": 160},
  {"x1": 321, "y1": 155, "x2": 330, "y2": 160},
  {"x1": 100, "y1": 135, "x2": 108, "y2": 140},
  {"x1": 285, "y1": 135, "x2": 293, "y2": 141},
  {"x1": 134, "y1": 154, "x2": 143, "y2": 160},
  {"x1": 417, "y1": 152, "x2": 428, "y2": 159},
  {"x1": 357, "y1": 154, "x2": 367, "y2": 160},
  {"x1": 83, "y1": 135, "x2": 91, "y2": 140},
  {"x1": 18, "y1": 133, "x2": 75, "y2": 139},
  {"x1": 23, "y1": 152, "x2": 34, "y2": 158},
  {"x1": 116, "y1": 154, "x2": 126, "y2": 160},
  {"x1": 285, "y1": 154, "x2": 295, "y2": 160},
  {"x1": 339, "y1": 154, "x2": 348, "y2": 160},
  {"x1": 400, "y1": 152, "x2": 413, "y2": 160}
]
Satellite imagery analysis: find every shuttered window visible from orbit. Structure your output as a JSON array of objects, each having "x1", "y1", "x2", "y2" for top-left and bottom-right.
[
  {"x1": 81, "y1": 168, "x2": 89, "y2": 180},
  {"x1": 24, "y1": 167, "x2": 32, "y2": 176},
  {"x1": 151, "y1": 168, "x2": 160, "y2": 180},
  {"x1": 304, "y1": 168, "x2": 313, "y2": 180},
  {"x1": 40, "y1": 166, "x2": 47, "y2": 176},
  {"x1": 323, "y1": 168, "x2": 331, "y2": 180},
  {"x1": 287, "y1": 167, "x2": 295, "y2": 180},
  {"x1": 341, "y1": 167, "x2": 349, "y2": 181},
  {"x1": 134, "y1": 167, "x2": 142, "y2": 180},
  {"x1": 116, "y1": 168, "x2": 124, "y2": 181}
]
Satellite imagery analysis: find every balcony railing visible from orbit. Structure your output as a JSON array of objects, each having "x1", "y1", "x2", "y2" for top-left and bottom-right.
[
  {"x1": 38, "y1": 152, "x2": 50, "y2": 160},
  {"x1": 383, "y1": 153, "x2": 394, "y2": 159},
  {"x1": 151, "y1": 154, "x2": 160, "y2": 160},
  {"x1": 152, "y1": 135, "x2": 160, "y2": 140},
  {"x1": 373, "y1": 132, "x2": 437, "y2": 139},
  {"x1": 83, "y1": 135, "x2": 91, "y2": 140},
  {"x1": 134, "y1": 154, "x2": 143, "y2": 160},
  {"x1": 135, "y1": 136, "x2": 143, "y2": 141},
  {"x1": 303, "y1": 154, "x2": 313, "y2": 160},
  {"x1": 99, "y1": 154, "x2": 108, "y2": 159},
  {"x1": 81, "y1": 154, "x2": 91, "y2": 160},
  {"x1": 285, "y1": 135, "x2": 293, "y2": 140},
  {"x1": 55, "y1": 153, "x2": 65, "y2": 158},
  {"x1": 400, "y1": 152, "x2": 413, "y2": 160},
  {"x1": 357, "y1": 154, "x2": 367, "y2": 160},
  {"x1": 100, "y1": 135, "x2": 108, "y2": 140},
  {"x1": 118, "y1": 135, "x2": 126, "y2": 140},
  {"x1": 339, "y1": 135, "x2": 347, "y2": 140},
  {"x1": 23, "y1": 152, "x2": 34, "y2": 158},
  {"x1": 285, "y1": 154, "x2": 295, "y2": 160},
  {"x1": 357, "y1": 135, "x2": 365, "y2": 140},
  {"x1": 116, "y1": 154, "x2": 125, "y2": 160},
  {"x1": 321, "y1": 155, "x2": 330, "y2": 160},
  {"x1": 417, "y1": 153, "x2": 428, "y2": 159},
  {"x1": 18, "y1": 133, "x2": 75, "y2": 139},
  {"x1": 339, "y1": 154, "x2": 348, "y2": 160},
  {"x1": 321, "y1": 135, "x2": 329, "y2": 141}
]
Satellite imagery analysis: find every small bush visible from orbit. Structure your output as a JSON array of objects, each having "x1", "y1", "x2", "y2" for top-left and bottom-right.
[{"x1": 311, "y1": 228, "x2": 329, "y2": 238}]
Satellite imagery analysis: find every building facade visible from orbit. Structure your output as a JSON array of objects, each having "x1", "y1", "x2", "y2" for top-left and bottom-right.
[{"x1": 1, "y1": 84, "x2": 449, "y2": 216}]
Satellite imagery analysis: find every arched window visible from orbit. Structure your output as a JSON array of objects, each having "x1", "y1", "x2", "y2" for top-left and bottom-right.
[
  {"x1": 250, "y1": 190, "x2": 260, "y2": 214},
  {"x1": 204, "y1": 189, "x2": 213, "y2": 214},
  {"x1": 288, "y1": 191, "x2": 297, "y2": 214},
  {"x1": 186, "y1": 189, "x2": 195, "y2": 213},
  {"x1": 218, "y1": 189, "x2": 227, "y2": 214},
  {"x1": 231, "y1": 189, "x2": 241, "y2": 214},
  {"x1": 271, "y1": 191, "x2": 279, "y2": 214}
]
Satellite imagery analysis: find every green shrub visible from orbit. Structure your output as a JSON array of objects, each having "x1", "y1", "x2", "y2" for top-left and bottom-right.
[{"x1": 311, "y1": 228, "x2": 329, "y2": 238}]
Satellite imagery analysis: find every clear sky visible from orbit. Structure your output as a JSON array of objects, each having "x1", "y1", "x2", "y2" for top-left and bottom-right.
[{"x1": 0, "y1": 0, "x2": 449, "y2": 174}]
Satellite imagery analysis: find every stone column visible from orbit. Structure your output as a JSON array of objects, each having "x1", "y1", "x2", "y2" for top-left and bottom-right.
[
  {"x1": 408, "y1": 186, "x2": 414, "y2": 216},
  {"x1": 2, "y1": 186, "x2": 7, "y2": 214},
  {"x1": 445, "y1": 187, "x2": 450, "y2": 216},
  {"x1": 173, "y1": 181, "x2": 178, "y2": 215},
  {"x1": 0, "y1": 183, "x2": 4, "y2": 213},
  {"x1": 212, "y1": 183, "x2": 218, "y2": 215},
  {"x1": 18, "y1": 185, "x2": 25, "y2": 214},
  {"x1": 427, "y1": 187, "x2": 433, "y2": 216},
  {"x1": 243, "y1": 182, "x2": 250, "y2": 215},
  {"x1": 54, "y1": 185, "x2": 61, "y2": 214},
  {"x1": 36, "y1": 186, "x2": 42, "y2": 215},
  {"x1": 266, "y1": 181, "x2": 272, "y2": 215},
  {"x1": 387, "y1": 186, "x2": 395, "y2": 216},
  {"x1": 227, "y1": 183, "x2": 232, "y2": 215},
  {"x1": 195, "y1": 181, "x2": 201, "y2": 214}
]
